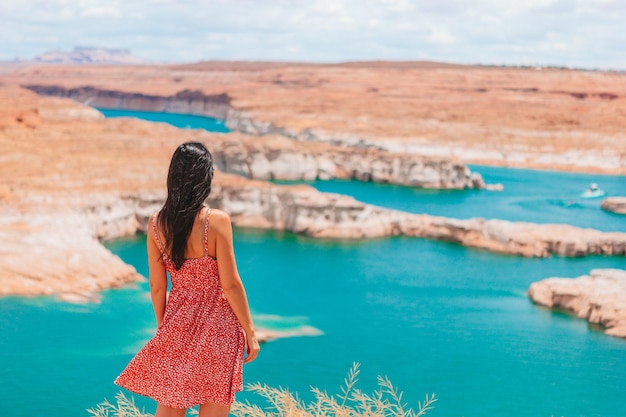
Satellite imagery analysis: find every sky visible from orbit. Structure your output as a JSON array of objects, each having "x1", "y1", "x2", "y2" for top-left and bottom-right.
[{"x1": 1, "y1": 0, "x2": 625, "y2": 69}]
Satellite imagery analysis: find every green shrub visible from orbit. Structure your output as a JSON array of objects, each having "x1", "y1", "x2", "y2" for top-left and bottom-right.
[{"x1": 88, "y1": 363, "x2": 436, "y2": 417}]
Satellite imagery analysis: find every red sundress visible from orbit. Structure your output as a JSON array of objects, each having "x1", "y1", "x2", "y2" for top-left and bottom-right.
[{"x1": 115, "y1": 208, "x2": 245, "y2": 408}]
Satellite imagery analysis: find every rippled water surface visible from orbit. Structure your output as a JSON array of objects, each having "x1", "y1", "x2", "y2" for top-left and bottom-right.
[{"x1": 97, "y1": 108, "x2": 230, "y2": 133}]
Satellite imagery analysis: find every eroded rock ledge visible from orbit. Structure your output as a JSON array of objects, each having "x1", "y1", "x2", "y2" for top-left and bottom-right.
[
  {"x1": 24, "y1": 84, "x2": 485, "y2": 189},
  {"x1": 602, "y1": 197, "x2": 626, "y2": 215},
  {"x1": 528, "y1": 269, "x2": 626, "y2": 339}
]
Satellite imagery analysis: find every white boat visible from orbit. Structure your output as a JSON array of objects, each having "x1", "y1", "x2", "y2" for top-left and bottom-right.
[{"x1": 580, "y1": 183, "x2": 606, "y2": 199}]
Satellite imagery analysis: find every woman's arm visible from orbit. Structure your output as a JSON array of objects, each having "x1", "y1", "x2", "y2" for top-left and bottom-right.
[
  {"x1": 213, "y1": 211, "x2": 260, "y2": 363},
  {"x1": 147, "y1": 215, "x2": 168, "y2": 327}
]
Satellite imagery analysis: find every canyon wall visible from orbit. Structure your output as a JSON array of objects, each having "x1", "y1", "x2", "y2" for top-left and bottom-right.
[{"x1": 24, "y1": 85, "x2": 232, "y2": 120}]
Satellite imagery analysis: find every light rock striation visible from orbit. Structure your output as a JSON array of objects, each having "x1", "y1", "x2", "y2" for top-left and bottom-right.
[
  {"x1": 528, "y1": 269, "x2": 626, "y2": 339},
  {"x1": 601, "y1": 197, "x2": 626, "y2": 215}
]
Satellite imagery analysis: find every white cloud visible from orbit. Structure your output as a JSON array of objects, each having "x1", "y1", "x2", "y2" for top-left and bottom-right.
[
  {"x1": 0, "y1": 0, "x2": 624, "y2": 69},
  {"x1": 427, "y1": 30, "x2": 458, "y2": 45},
  {"x1": 80, "y1": 6, "x2": 123, "y2": 18}
]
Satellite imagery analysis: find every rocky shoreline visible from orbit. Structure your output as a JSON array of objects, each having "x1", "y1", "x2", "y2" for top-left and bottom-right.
[
  {"x1": 528, "y1": 269, "x2": 626, "y2": 339},
  {"x1": 602, "y1": 197, "x2": 626, "y2": 214}
]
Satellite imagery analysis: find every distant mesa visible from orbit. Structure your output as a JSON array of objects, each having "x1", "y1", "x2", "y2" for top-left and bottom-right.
[{"x1": 33, "y1": 46, "x2": 146, "y2": 65}]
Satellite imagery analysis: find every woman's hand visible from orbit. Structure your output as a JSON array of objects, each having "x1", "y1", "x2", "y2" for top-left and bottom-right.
[{"x1": 244, "y1": 332, "x2": 260, "y2": 364}]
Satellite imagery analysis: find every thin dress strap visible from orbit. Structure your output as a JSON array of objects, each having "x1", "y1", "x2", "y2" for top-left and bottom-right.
[
  {"x1": 203, "y1": 207, "x2": 211, "y2": 256},
  {"x1": 152, "y1": 212, "x2": 167, "y2": 256}
]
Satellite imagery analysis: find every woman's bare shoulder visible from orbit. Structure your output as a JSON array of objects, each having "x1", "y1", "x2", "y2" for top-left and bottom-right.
[
  {"x1": 208, "y1": 208, "x2": 232, "y2": 228},
  {"x1": 207, "y1": 209, "x2": 233, "y2": 242}
]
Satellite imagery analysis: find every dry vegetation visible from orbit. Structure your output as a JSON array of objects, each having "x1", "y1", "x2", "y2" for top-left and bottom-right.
[{"x1": 87, "y1": 364, "x2": 436, "y2": 417}]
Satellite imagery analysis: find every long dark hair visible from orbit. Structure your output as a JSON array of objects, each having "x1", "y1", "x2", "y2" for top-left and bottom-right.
[{"x1": 157, "y1": 141, "x2": 214, "y2": 270}]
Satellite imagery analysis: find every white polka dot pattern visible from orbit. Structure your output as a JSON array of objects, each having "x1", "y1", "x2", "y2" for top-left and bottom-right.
[{"x1": 114, "y1": 209, "x2": 245, "y2": 409}]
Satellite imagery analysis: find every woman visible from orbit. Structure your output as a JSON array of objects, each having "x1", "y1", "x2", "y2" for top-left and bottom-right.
[{"x1": 115, "y1": 142, "x2": 260, "y2": 417}]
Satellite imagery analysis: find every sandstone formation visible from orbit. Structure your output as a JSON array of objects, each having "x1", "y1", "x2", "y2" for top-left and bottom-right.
[
  {"x1": 1, "y1": 86, "x2": 625, "y2": 301},
  {"x1": 4, "y1": 61, "x2": 626, "y2": 174},
  {"x1": 601, "y1": 197, "x2": 626, "y2": 214},
  {"x1": 528, "y1": 269, "x2": 626, "y2": 339},
  {"x1": 23, "y1": 85, "x2": 485, "y2": 189}
]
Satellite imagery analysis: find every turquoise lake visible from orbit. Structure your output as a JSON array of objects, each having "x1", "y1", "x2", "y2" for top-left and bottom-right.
[
  {"x1": 97, "y1": 108, "x2": 231, "y2": 133},
  {"x1": 1, "y1": 109, "x2": 625, "y2": 417}
]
